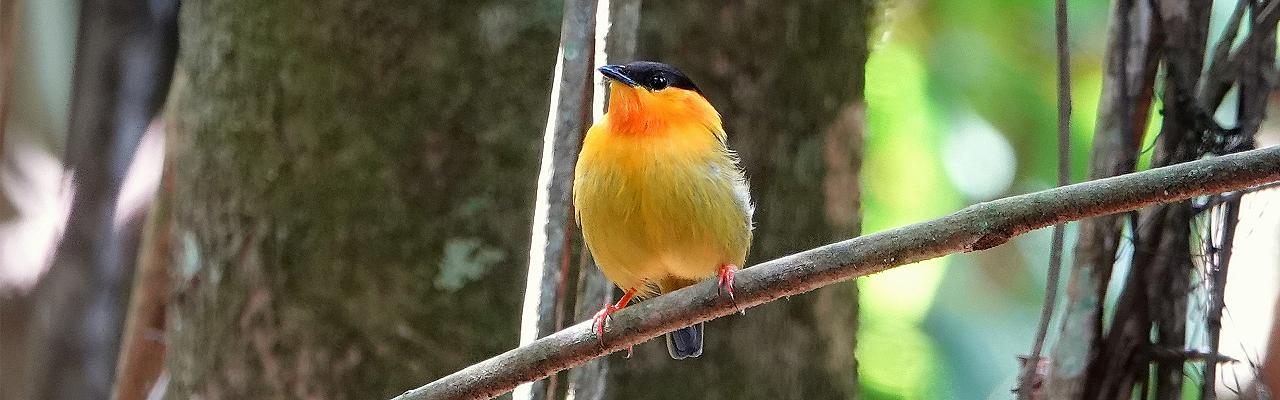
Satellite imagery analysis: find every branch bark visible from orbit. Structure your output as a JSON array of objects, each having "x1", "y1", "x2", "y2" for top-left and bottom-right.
[
  {"x1": 564, "y1": 1, "x2": 641, "y2": 399},
  {"x1": 1088, "y1": 1, "x2": 1212, "y2": 397},
  {"x1": 1048, "y1": 0, "x2": 1159, "y2": 394},
  {"x1": 1203, "y1": 3, "x2": 1273, "y2": 395},
  {"x1": 1018, "y1": 0, "x2": 1072, "y2": 396},
  {"x1": 395, "y1": 146, "x2": 1280, "y2": 400},
  {"x1": 515, "y1": 0, "x2": 597, "y2": 398},
  {"x1": 28, "y1": 0, "x2": 177, "y2": 397},
  {"x1": 0, "y1": 0, "x2": 18, "y2": 155},
  {"x1": 111, "y1": 130, "x2": 174, "y2": 400},
  {"x1": 1202, "y1": 195, "x2": 1241, "y2": 400}
]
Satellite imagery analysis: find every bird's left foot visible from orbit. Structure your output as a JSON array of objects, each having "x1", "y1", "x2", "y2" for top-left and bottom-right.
[{"x1": 718, "y1": 264, "x2": 742, "y2": 313}]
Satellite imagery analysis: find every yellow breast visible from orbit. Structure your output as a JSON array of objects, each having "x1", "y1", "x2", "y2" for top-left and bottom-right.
[{"x1": 573, "y1": 95, "x2": 752, "y2": 296}]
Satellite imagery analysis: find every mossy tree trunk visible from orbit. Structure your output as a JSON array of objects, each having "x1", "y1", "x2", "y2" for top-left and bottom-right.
[
  {"x1": 166, "y1": 1, "x2": 561, "y2": 397},
  {"x1": 168, "y1": 0, "x2": 870, "y2": 398},
  {"x1": 608, "y1": 1, "x2": 871, "y2": 399}
]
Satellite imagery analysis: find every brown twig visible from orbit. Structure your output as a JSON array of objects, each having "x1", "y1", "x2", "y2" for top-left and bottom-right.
[
  {"x1": 111, "y1": 125, "x2": 174, "y2": 400},
  {"x1": 1097, "y1": 1, "x2": 1212, "y2": 396},
  {"x1": 1017, "y1": 0, "x2": 1072, "y2": 397},
  {"x1": 1199, "y1": 0, "x2": 1280, "y2": 109},
  {"x1": 1197, "y1": 0, "x2": 1249, "y2": 110},
  {"x1": 1047, "y1": 0, "x2": 1160, "y2": 395},
  {"x1": 1202, "y1": 195, "x2": 1242, "y2": 400},
  {"x1": 1148, "y1": 347, "x2": 1239, "y2": 364},
  {"x1": 395, "y1": 146, "x2": 1280, "y2": 400}
]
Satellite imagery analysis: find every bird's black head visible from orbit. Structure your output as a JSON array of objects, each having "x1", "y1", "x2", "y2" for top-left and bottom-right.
[{"x1": 598, "y1": 61, "x2": 701, "y2": 93}]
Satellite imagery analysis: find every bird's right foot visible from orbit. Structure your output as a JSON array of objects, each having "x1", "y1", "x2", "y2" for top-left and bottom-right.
[{"x1": 592, "y1": 288, "x2": 638, "y2": 341}]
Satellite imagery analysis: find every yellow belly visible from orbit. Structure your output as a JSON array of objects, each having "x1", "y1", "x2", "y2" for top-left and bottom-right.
[{"x1": 573, "y1": 122, "x2": 752, "y2": 296}]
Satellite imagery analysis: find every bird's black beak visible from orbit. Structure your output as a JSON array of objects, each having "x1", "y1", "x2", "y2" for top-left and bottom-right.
[{"x1": 599, "y1": 65, "x2": 639, "y2": 87}]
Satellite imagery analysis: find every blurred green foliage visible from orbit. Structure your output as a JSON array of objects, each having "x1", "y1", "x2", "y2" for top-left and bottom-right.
[{"x1": 858, "y1": 0, "x2": 1112, "y2": 398}]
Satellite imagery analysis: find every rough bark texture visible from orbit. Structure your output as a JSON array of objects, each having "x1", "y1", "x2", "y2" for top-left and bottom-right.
[
  {"x1": 514, "y1": 0, "x2": 596, "y2": 398},
  {"x1": 112, "y1": 146, "x2": 175, "y2": 400},
  {"x1": 606, "y1": 1, "x2": 870, "y2": 398},
  {"x1": 167, "y1": 1, "x2": 560, "y2": 398}
]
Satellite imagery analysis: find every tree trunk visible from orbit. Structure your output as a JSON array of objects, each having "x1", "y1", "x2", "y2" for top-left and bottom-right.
[
  {"x1": 166, "y1": 1, "x2": 561, "y2": 397},
  {"x1": 1047, "y1": 0, "x2": 1158, "y2": 395},
  {"x1": 608, "y1": 1, "x2": 870, "y2": 398},
  {"x1": 564, "y1": 1, "x2": 643, "y2": 398},
  {"x1": 25, "y1": 0, "x2": 177, "y2": 398}
]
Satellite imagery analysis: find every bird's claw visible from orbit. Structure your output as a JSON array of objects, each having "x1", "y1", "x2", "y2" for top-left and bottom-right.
[
  {"x1": 718, "y1": 264, "x2": 743, "y2": 314},
  {"x1": 592, "y1": 288, "x2": 637, "y2": 348},
  {"x1": 592, "y1": 303, "x2": 621, "y2": 341},
  {"x1": 593, "y1": 302, "x2": 636, "y2": 356}
]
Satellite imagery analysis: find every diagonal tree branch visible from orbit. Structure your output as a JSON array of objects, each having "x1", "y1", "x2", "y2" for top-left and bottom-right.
[{"x1": 396, "y1": 145, "x2": 1280, "y2": 400}]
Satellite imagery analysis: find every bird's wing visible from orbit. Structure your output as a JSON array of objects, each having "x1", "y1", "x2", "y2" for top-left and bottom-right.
[
  {"x1": 574, "y1": 173, "x2": 584, "y2": 227},
  {"x1": 731, "y1": 172, "x2": 755, "y2": 229}
]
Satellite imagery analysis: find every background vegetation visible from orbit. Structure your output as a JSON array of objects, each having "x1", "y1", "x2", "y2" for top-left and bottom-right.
[{"x1": 2, "y1": 0, "x2": 1277, "y2": 399}]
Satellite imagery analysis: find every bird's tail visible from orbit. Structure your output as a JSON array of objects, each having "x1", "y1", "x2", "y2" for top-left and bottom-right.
[{"x1": 665, "y1": 323, "x2": 704, "y2": 359}]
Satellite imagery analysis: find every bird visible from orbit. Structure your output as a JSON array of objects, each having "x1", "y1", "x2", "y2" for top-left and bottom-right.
[{"x1": 573, "y1": 61, "x2": 753, "y2": 359}]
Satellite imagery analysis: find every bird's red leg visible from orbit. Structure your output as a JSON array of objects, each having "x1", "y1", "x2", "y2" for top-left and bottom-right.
[
  {"x1": 593, "y1": 288, "x2": 637, "y2": 341},
  {"x1": 718, "y1": 263, "x2": 739, "y2": 308}
]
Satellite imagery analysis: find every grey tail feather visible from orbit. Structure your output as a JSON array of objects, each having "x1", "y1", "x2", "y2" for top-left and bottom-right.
[{"x1": 665, "y1": 323, "x2": 704, "y2": 359}]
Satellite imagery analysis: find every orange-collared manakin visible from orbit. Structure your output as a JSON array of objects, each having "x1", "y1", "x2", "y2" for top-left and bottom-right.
[{"x1": 573, "y1": 61, "x2": 753, "y2": 359}]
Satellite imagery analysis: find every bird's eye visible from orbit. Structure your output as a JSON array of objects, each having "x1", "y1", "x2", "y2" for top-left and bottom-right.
[{"x1": 648, "y1": 75, "x2": 669, "y2": 90}]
